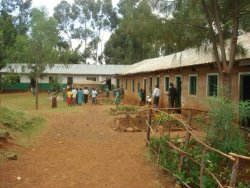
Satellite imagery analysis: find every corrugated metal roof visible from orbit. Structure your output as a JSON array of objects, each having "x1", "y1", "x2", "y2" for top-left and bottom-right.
[
  {"x1": 119, "y1": 32, "x2": 250, "y2": 75},
  {"x1": 0, "y1": 64, "x2": 129, "y2": 75}
]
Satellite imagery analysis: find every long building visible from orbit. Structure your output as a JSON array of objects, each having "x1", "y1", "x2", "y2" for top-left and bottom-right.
[
  {"x1": 0, "y1": 64, "x2": 129, "y2": 91},
  {"x1": 115, "y1": 33, "x2": 250, "y2": 111}
]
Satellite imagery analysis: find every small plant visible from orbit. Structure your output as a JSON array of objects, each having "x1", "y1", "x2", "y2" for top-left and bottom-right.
[
  {"x1": 206, "y1": 97, "x2": 248, "y2": 155},
  {"x1": 154, "y1": 112, "x2": 173, "y2": 125}
]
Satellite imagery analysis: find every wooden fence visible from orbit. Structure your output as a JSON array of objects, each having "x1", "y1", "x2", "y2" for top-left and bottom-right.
[{"x1": 145, "y1": 108, "x2": 250, "y2": 188}]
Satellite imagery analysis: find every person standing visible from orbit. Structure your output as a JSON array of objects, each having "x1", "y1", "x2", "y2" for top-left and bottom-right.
[
  {"x1": 139, "y1": 89, "x2": 146, "y2": 106},
  {"x1": 91, "y1": 88, "x2": 98, "y2": 104},
  {"x1": 72, "y1": 88, "x2": 77, "y2": 106},
  {"x1": 77, "y1": 88, "x2": 84, "y2": 105},
  {"x1": 153, "y1": 85, "x2": 160, "y2": 109},
  {"x1": 66, "y1": 89, "x2": 73, "y2": 106},
  {"x1": 168, "y1": 83, "x2": 177, "y2": 108},
  {"x1": 83, "y1": 87, "x2": 89, "y2": 104},
  {"x1": 114, "y1": 89, "x2": 121, "y2": 107}
]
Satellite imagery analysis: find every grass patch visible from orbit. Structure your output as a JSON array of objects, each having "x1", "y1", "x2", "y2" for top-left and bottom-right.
[
  {"x1": 0, "y1": 106, "x2": 45, "y2": 162},
  {"x1": 0, "y1": 107, "x2": 45, "y2": 136}
]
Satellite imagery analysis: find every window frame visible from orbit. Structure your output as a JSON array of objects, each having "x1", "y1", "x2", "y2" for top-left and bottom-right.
[
  {"x1": 164, "y1": 75, "x2": 170, "y2": 93},
  {"x1": 132, "y1": 79, "x2": 135, "y2": 93},
  {"x1": 125, "y1": 79, "x2": 128, "y2": 90},
  {"x1": 188, "y1": 74, "x2": 198, "y2": 96},
  {"x1": 206, "y1": 73, "x2": 219, "y2": 97},
  {"x1": 156, "y1": 76, "x2": 160, "y2": 89}
]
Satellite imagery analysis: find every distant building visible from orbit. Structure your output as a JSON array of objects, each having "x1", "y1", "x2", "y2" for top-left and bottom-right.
[
  {"x1": 115, "y1": 33, "x2": 250, "y2": 111},
  {"x1": 0, "y1": 64, "x2": 129, "y2": 91}
]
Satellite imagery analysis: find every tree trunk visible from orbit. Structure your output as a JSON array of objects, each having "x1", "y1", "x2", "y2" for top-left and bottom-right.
[
  {"x1": 35, "y1": 76, "x2": 39, "y2": 110},
  {"x1": 221, "y1": 72, "x2": 232, "y2": 100}
]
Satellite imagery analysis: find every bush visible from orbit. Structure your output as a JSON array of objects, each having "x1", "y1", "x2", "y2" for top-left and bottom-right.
[{"x1": 206, "y1": 97, "x2": 248, "y2": 154}]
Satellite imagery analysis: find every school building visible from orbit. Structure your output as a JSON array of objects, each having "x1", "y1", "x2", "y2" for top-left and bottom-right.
[
  {"x1": 0, "y1": 64, "x2": 129, "y2": 91},
  {"x1": 115, "y1": 33, "x2": 250, "y2": 111}
]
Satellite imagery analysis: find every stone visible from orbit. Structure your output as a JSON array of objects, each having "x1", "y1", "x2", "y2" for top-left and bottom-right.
[
  {"x1": 133, "y1": 126, "x2": 142, "y2": 132},
  {"x1": 7, "y1": 154, "x2": 18, "y2": 160},
  {"x1": 125, "y1": 127, "x2": 134, "y2": 132}
]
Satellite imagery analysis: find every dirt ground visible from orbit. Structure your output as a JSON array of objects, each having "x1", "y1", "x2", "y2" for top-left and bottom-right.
[{"x1": 0, "y1": 102, "x2": 175, "y2": 188}]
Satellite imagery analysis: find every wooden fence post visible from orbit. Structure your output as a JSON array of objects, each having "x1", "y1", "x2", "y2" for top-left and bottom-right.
[
  {"x1": 184, "y1": 109, "x2": 192, "y2": 146},
  {"x1": 229, "y1": 158, "x2": 239, "y2": 187},
  {"x1": 199, "y1": 148, "x2": 206, "y2": 188},
  {"x1": 146, "y1": 108, "x2": 152, "y2": 146}
]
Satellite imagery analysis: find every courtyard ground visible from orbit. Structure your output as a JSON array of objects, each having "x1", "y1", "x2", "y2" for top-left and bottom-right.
[{"x1": 0, "y1": 93, "x2": 174, "y2": 188}]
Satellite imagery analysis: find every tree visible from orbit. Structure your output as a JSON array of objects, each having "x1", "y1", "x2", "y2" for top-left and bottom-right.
[
  {"x1": 149, "y1": 0, "x2": 250, "y2": 99},
  {"x1": 104, "y1": 0, "x2": 161, "y2": 64},
  {"x1": 53, "y1": 0, "x2": 78, "y2": 49},
  {"x1": 0, "y1": 0, "x2": 32, "y2": 35},
  {"x1": 12, "y1": 8, "x2": 60, "y2": 110},
  {"x1": 69, "y1": 0, "x2": 118, "y2": 64}
]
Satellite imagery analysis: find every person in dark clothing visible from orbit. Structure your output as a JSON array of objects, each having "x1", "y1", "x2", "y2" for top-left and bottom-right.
[
  {"x1": 139, "y1": 89, "x2": 146, "y2": 105},
  {"x1": 168, "y1": 83, "x2": 177, "y2": 108}
]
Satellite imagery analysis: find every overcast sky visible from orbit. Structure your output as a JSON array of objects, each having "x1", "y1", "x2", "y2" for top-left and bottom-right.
[
  {"x1": 31, "y1": 0, "x2": 119, "y2": 62},
  {"x1": 32, "y1": 0, "x2": 118, "y2": 16},
  {"x1": 32, "y1": 0, "x2": 73, "y2": 15}
]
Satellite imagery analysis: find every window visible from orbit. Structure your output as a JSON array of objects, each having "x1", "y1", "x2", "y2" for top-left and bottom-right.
[
  {"x1": 132, "y1": 79, "x2": 135, "y2": 92},
  {"x1": 149, "y1": 77, "x2": 152, "y2": 93},
  {"x1": 116, "y1": 78, "x2": 119, "y2": 87},
  {"x1": 49, "y1": 77, "x2": 53, "y2": 84},
  {"x1": 125, "y1": 79, "x2": 128, "y2": 90},
  {"x1": 156, "y1": 77, "x2": 160, "y2": 88},
  {"x1": 143, "y1": 78, "x2": 147, "y2": 90},
  {"x1": 189, "y1": 75, "x2": 197, "y2": 95},
  {"x1": 137, "y1": 81, "x2": 140, "y2": 92},
  {"x1": 164, "y1": 76, "x2": 170, "y2": 92},
  {"x1": 207, "y1": 74, "x2": 218, "y2": 96},
  {"x1": 67, "y1": 77, "x2": 73, "y2": 84},
  {"x1": 86, "y1": 77, "x2": 96, "y2": 81}
]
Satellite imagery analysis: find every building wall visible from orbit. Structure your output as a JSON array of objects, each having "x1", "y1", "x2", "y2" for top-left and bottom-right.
[
  {"x1": 118, "y1": 62, "x2": 250, "y2": 110},
  {"x1": 1, "y1": 74, "x2": 115, "y2": 91}
]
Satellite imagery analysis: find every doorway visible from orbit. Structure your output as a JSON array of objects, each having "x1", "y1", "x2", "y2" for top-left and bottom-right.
[
  {"x1": 240, "y1": 74, "x2": 250, "y2": 127},
  {"x1": 175, "y1": 76, "x2": 182, "y2": 113}
]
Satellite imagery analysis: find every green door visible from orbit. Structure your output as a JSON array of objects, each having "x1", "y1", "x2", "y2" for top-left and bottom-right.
[
  {"x1": 240, "y1": 74, "x2": 250, "y2": 127},
  {"x1": 175, "y1": 76, "x2": 182, "y2": 113}
]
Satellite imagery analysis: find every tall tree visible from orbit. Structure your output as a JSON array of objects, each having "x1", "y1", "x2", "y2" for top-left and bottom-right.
[
  {"x1": 104, "y1": 0, "x2": 161, "y2": 64},
  {"x1": 1, "y1": 0, "x2": 32, "y2": 35},
  {"x1": 72, "y1": 0, "x2": 118, "y2": 64},
  {"x1": 53, "y1": 0, "x2": 78, "y2": 49},
  {"x1": 149, "y1": 0, "x2": 250, "y2": 98},
  {"x1": 11, "y1": 8, "x2": 59, "y2": 110}
]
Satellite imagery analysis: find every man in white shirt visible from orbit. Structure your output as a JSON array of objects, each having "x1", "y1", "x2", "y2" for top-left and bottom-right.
[
  {"x1": 91, "y1": 88, "x2": 98, "y2": 104},
  {"x1": 153, "y1": 85, "x2": 160, "y2": 108},
  {"x1": 83, "y1": 87, "x2": 89, "y2": 104}
]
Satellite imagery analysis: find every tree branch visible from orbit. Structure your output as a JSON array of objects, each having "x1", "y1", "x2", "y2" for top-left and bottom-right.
[
  {"x1": 212, "y1": 0, "x2": 228, "y2": 72},
  {"x1": 200, "y1": 0, "x2": 222, "y2": 73},
  {"x1": 227, "y1": 0, "x2": 239, "y2": 74}
]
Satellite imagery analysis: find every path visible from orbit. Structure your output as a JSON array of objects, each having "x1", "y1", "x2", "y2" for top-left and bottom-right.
[{"x1": 0, "y1": 104, "x2": 173, "y2": 188}]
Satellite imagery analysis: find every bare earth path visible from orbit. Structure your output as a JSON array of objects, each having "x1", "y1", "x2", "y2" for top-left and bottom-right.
[{"x1": 0, "y1": 104, "x2": 173, "y2": 188}]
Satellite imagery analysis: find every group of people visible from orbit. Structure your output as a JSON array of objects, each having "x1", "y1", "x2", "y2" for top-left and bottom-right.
[
  {"x1": 64, "y1": 87, "x2": 98, "y2": 106},
  {"x1": 152, "y1": 83, "x2": 177, "y2": 109},
  {"x1": 137, "y1": 83, "x2": 177, "y2": 109},
  {"x1": 63, "y1": 83, "x2": 177, "y2": 109}
]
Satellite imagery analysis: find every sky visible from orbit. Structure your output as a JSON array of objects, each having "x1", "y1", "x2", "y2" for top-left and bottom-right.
[
  {"x1": 32, "y1": 0, "x2": 119, "y2": 62},
  {"x1": 32, "y1": 0, "x2": 74, "y2": 16},
  {"x1": 32, "y1": 0, "x2": 119, "y2": 16}
]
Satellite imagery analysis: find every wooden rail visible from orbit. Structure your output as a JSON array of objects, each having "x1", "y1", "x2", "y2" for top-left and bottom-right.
[{"x1": 146, "y1": 107, "x2": 250, "y2": 188}]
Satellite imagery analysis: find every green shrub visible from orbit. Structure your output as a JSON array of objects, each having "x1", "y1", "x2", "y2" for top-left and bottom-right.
[{"x1": 206, "y1": 97, "x2": 248, "y2": 154}]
